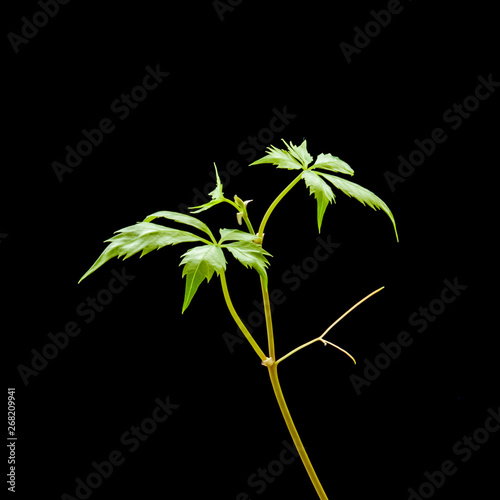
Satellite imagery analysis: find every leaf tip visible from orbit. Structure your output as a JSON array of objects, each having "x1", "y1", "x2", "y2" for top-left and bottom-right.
[{"x1": 78, "y1": 269, "x2": 92, "y2": 284}]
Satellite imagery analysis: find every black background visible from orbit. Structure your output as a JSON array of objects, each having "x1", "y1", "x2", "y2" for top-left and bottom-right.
[{"x1": 4, "y1": 1, "x2": 498, "y2": 499}]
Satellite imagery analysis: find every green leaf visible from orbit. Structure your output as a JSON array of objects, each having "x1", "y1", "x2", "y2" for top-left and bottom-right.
[
  {"x1": 250, "y1": 139, "x2": 314, "y2": 170},
  {"x1": 310, "y1": 153, "x2": 354, "y2": 176},
  {"x1": 218, "y1": 228, "x2": 260, "y2": 244},
  {"x1": 282, "y1": 139, "x2": 313, "y2": 167},
  {"x1": 317, "y1": 172, "x2": 399, "y2": 241},
  {"x1": 189, "y1": 163, "x2": 226, "y2": 214},
  {"x1": 79, "y1": 222, "x2": 207, "y2": 283},
  {"x1": 301, "y1": 170, "x2": 336, "y2": 232},
  {"x1": 179, "y1": 244, "x2": 226, "y2": 313},
  {"x1": 143, "y1": 210, "x2": 216, "y2": 242},
  {"x1": 223, "y1": 241, "x2": 272, "y2": 287},
  {"x1": 249, "y1": 144, "x2": 303, "y2": 170}
]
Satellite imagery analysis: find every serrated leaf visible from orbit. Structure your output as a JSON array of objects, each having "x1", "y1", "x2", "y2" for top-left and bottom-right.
[
  {"x1": 218, "y1": 228, "x2": 260, "y2": 244},
  {"x1": 79, "y1": 222, "x2": 206, "y2": 283},
  {"x1": 189, "y1": 163, "x2": 226, "y2": 214},
  {"x1": 249, "y1": 145, "x2": 303, "y2": 170},
  {"x1": 301, "y1": 170, "x2": 336, "y2": 232},
  {"x1": 317, "y1": 172, "x2": 399, "y2": 241},
  {"x1": 282, "y1": 139, "x2": 313, "y2": 167},
  {"x1": 179, "y1": 245, "x2": 226, "y2": 313},
  {"x1": 143, "y1": 210, "x2": 216, "y2": 242},
  {"x1": 310, "y1": 153, "x2": 354, "y2": 176},
  {"x1": 223, "y1": 241, "x2": 272, "y2": 287}
]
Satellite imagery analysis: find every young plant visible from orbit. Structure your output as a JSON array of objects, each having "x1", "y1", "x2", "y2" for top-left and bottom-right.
[{"x1": 79, "y1": 139, "x2": 398, "y2": 499}]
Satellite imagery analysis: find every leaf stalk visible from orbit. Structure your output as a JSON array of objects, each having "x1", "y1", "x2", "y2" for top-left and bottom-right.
[
  {"x1": 257, "y1": 172, "x2": 304, "y2": 239},
  {"x1": 219, "y1": 269, "x2": 267, "y2": 362}
]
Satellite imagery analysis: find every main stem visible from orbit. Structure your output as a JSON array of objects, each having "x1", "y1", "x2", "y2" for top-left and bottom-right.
[
  {"x1": 226, "y1": 170, "x2": 328, "y2": 497},
  {"x1": 261, "y1": 277, "x2": 329, "y2": 499},
  {"x1": 254, "y1": 171, "x2": 329, "y2": 497},
  {"x1": 267, "y1": 362, "x2": 329, "y2": 499}
]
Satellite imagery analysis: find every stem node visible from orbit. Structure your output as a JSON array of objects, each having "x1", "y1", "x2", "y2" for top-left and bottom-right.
[{"x1": 261, "y1": 357, "x2": 274, "y2": 367}]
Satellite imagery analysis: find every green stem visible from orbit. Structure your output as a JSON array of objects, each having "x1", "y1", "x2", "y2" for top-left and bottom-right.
[
  {"x1": 241, "y1": 208, "x2": 255, "y2": 235},
  {"x1": 219, "y1": 270, "x2": 267, "y2": 362},
  {"x1": 267, "y1": 363, "x2": 329, "y2": 499},
  {"x1": 219, "y1": 271, "x2": 329, "y2": 498},
  {"x1": 260, "y1": 277, "x2": 275, "y2": 360},
  {"x1": 257, "y1": 172, "x2": 303, "y2": 238},
  {"x1": 223, "y1": 197, "x2": 256, "y2": 235},
  {"x1": 260, "y1": 278, "x2": 329, "y2": 499},
  {"x1": 225, "y1": 169, "x2": 328, "y2": 496}
]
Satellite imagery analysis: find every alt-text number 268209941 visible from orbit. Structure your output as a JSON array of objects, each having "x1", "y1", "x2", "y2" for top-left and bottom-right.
[{"x1": 7, "y1": 388, "x2": 16, "y2": 493}]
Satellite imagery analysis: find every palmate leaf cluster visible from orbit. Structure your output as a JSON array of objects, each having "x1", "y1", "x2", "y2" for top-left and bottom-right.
[
  {"x1": 79, "y1": 210, "x2": 271, "y2": 314},
  {"x1": 251, "y1": 139, "x2": 398, "y2": 239},
  {"x1": 79, "y1": 139, "x2": 397, "y2": 313}
]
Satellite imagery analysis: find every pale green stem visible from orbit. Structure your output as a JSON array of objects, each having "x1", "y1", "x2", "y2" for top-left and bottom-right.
[
  {"x1": 257, "y1": 172, "x2": 304, "y2": 239},
  {"x1": 261, "y1": 280, "x2": 329, "y2": 499},
  {"x1": 241, "y1": 207, "x2": 255, "y2": 235},
  {"x1": 223, "y1": 197, "x2": 255, "y2": 235},
  {"x1": 268, "y1": 364, "x2": 329, "y2": 499},
  {"x1": 219, "y1": 169, "x2": 331, "y2": 497},
  {"x1": 219, "y1": 273, "x2": 330, "y2": 498},
  {"x1": 260, "y1": 277, "x2": 275, "y2": 360},
  {"x1": 219, "y1": 270, "x2": 267, "y2": 362}
]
